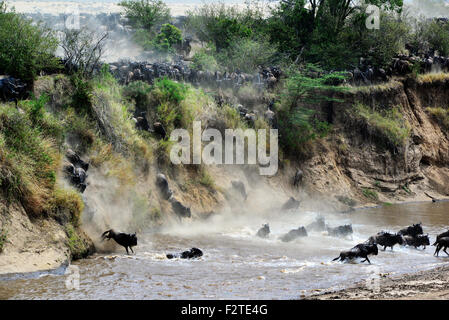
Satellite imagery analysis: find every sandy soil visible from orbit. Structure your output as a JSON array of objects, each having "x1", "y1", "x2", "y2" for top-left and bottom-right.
[
  {"x1": 307, "y1": 264, "x2": 449, "y2": 300},
  {"x1": 0, "y1": 199, "x2": 70, "y2": 275}
]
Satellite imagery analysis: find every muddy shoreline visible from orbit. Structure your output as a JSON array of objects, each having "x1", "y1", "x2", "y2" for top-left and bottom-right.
[{"x1": 307, "y1": 263, "x2": 449, "y2": 300}]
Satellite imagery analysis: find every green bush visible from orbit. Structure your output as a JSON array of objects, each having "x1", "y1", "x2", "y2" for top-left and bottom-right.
[
  {"x1": 71, "y1": 74, "x2": 93, "y2": 114},
  {"x1": 216, "y1": 37, "x2": 277, "y2": 72},
  {"x1": 153, "y1": 23, "x2": 182, "y2": 53},
  {"x1": 191, "y1": 49, "x2": 219, "y2": 72},
  {"x1": 123, "y1": 80, "x2": 153, "y2": 113},
  {"x1": 0, "y1": 1, "x2": 60, "y2": 81},
  {"x1": 362, "y1": 188, "x2": 379, "y2": 201}
]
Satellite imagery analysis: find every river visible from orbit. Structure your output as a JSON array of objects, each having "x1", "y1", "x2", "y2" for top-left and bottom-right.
[{"x1": 1, "y1": 201, "x2": 449, "y2": 299}]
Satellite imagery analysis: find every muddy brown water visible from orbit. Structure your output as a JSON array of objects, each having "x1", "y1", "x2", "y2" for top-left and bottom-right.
[{"x1": 1, "y1": 201, "x2": 449, "y2": 300}]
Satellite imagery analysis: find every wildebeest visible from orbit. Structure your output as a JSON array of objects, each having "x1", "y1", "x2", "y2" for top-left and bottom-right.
[
  {"x1": 170, "y1": 198, "x2": 191, "y2": 219},
  {"x1": 64, "y1": 149, "x2": 89, "y2": 193},
  {"x1": 434, "y1": 230, "x2": 449, "y2": 243},
  {"x1": 231, "y1": 180, "x2": 247, "y2": 200},
  {"x1": 281, "y1": 197, "x2": 300, "y2": 211},
  {"x1": 333, "y1": 243, "x2": 379, "y2": 264},
  {"x1": 66, "y1": 149, "x2": 89, "y2": 171},
  {"x1": 403, "y1": 234, "x2": 430, "y2": 249},
  {"x1": 152, "y1": 122, "x2": 166, "y2": 139},
  {"x1": 433, "y1": 237, "x2": 449, "y2": 257},
  {"x1": 327, "y1": 224, "x2": 353, "y2": 238},
  {"x1": 398, "y1": 223, "x2": 423, "y2": 237},
  {"x1": 101, "y1": 229, "x2": 137, "y2": 255},
  {"x1": 0, "y1": 77, "x2": 26, "y2": 105},
  {"x1": 293, "y1": 169, "x2": 303, "y2": 187},
  {"x1": 367, "y1": 231, "x2": 404, "y2": 250},
  {"x1": 156, "y1": 173, "x2": 173, "y2": 200},
  {"x1": 279, "y1": 226, "x2": 307, "y2": 242},
  {"x1": 256, "y1": 223, "x2": 270, "y2": 238},
  {"x1": 167, "y1": 247, "x2": 203, "y2": 259},
  {"x1": 306, "y1": 216, "x2": 326, "y2": 232}
]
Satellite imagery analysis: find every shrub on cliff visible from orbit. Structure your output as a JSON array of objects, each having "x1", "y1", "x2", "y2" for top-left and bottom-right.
[
  {"x1": 0, "y1": 1, "x2": 60, "y2": 82},
  {"x1": 276, "y1": 65, "x2": 347, "y2": 156}
]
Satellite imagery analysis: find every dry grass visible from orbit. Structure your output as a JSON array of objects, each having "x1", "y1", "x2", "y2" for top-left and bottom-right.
[
  {"x1": 417, "y1": 73, "x2": 449, "y2": 84},
  {"x1": 349, "y1": 80, "x2": 403, "y2": 94},
  {"x1": 426, "y1": 107, "x2": 449, "y2": 130}
]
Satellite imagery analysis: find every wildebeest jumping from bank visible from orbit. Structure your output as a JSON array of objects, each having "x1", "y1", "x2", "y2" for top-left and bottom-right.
[
  {"x1": 101, "y1": 229, "x2": 137, "y2": 255},
  {"x1": 167, "y1": 247, "x2": 203, "y2": 259},
  {"x1": 398, "y1": 223, "x2": 423, "y2": 237},
  {"x1": 367, "y1": 231, "x2": 404, "y2": 251},
  {"x1": 333, "y1": 243, "x2": 379, "y2": 264}
]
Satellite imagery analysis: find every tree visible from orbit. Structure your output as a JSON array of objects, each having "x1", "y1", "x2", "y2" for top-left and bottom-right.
[
  {"x1": 185, "y1": 3, "x2": 263, "y2": 52},
  {"x1": 0, "y1": 1, "x2": 60, "y2": 82},
  {"x1": 61, "y1": 28, "x2": 108, "y2": 78},
  {"x1": 267, "y1": 0, "x2": 404, "y2": 64},
  {"x1": 119, "y1": 0, "x2": 171, "y2": 32}
]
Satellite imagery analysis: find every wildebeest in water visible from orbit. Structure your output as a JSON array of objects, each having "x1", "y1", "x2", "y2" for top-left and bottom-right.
[
  {"x1": 333, "y1": 243, "x2": 378, "y2": 264},
  {"x1": 256, "y1": 223, "x2": 270, "y2": 238},
  {"x1": 398, "y1": 223, "x2": 423, "y2": 237},
  {"x1": 167, "y1": 247, "x2": 203, "y2": 259},
  {"x1": 367, "y1": 231, "x2": 404, "y2": 250},
  {"x1": 101, "y1": 229, "x2": 137, "y2": 255}
]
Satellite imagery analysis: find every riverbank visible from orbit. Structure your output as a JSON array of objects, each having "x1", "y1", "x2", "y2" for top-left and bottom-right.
[{"x1": 307, "y1": 263, "x2": 449, "y2": 300}]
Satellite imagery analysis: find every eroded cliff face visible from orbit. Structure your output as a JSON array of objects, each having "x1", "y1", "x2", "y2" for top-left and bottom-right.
[{"x1": 298, "y1": 74, "x2": 449, "y2": 207}]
